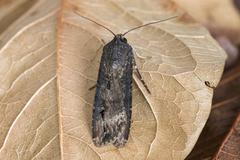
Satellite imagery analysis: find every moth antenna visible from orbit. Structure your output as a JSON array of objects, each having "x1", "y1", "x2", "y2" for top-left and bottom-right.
[
  {"x1": 74, "y1": 11, "x2": 116, "y2": 36},
  {"x1": 122, "y1": 16, "x2": 178, "y2": 36}
]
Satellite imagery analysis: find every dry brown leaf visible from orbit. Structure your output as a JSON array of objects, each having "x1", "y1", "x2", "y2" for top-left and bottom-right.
[
  {"x1": 0, "y1": 10, "x2": 60, "y2": 159},
  {"x1": 214, "y1": 111, "x2": 240, "y2": 160},
  {"x1": 58, "y1": 0, "x2": 227, "y2": 159}
]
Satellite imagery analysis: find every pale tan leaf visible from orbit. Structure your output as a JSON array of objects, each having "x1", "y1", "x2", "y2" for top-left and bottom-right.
[
  {"x1": 0, "y1": 10, "x2": 60, "y2": 159},
  {"x1": 0, "y1": 0, "x2": 62, "y2": 49},
  {"x1": 0, "y1": 0, "x2": 38, "y2": 35},
  {"x1": 58, "y1": 0, "x2": 227, "y2": 159}
]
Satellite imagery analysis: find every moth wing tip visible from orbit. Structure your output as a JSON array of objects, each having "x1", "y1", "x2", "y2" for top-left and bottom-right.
[{"x1": 114, "y1": 139, "x2": 127, "y2": 148}]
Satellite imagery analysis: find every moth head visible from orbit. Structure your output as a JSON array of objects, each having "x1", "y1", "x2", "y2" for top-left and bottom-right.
[{"x1": 116, "y1": 34, "x2": 127, "y2": 43}]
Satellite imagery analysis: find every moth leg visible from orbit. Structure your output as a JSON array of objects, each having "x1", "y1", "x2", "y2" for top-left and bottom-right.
[
  {"x1": 101, "y1": 39, "x2": 106, "y2": 44},
  {"x1": 89, "y1": 84, "x2": 98, "y2": 91},
  {"x1": 133, "y1": 57, "x2": 151, "y2": 94}
]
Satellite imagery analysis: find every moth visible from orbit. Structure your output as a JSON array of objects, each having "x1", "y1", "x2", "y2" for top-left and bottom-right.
[{"x1": 75, "y1": 12, "x2": 177, "y2": 147}]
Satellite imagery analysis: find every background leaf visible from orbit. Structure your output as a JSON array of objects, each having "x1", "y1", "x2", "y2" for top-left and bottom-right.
[{"x1": 0, "y1": 3, "x2": 61, "y2": 159}]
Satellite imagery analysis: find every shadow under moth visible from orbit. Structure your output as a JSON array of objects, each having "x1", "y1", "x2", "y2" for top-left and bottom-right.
[{"x1": 75, "y1": 12, "x2": 177, "y2": 147}]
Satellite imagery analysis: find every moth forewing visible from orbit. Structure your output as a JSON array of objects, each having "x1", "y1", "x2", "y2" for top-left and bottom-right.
[{"x1": 92, "y1": 35, "x2": 133, "y2": 147}]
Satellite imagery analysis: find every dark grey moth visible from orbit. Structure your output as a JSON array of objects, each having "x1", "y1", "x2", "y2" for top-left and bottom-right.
[
  {"x1": 75, "y1": 12, "x2": 177, "y2": 147},
  {"x1": 93, "y1": 34, "x2": 135, "y2": 147}
]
